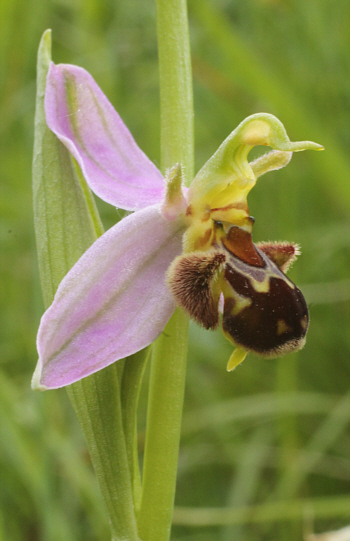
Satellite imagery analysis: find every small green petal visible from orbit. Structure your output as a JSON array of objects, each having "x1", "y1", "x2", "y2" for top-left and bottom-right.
[
  {"x1": 161, "y1": 163, "x2": 187, "y2": 221},
  {"x1": 188, "y1": 113, "x2": 323, "y2": 210},
  {"x1": 250, "y1": 150, "x2": 292, "y2": 179}
]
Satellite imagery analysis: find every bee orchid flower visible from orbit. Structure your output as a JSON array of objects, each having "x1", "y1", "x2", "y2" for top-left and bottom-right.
[{"x1": 32, "y1": 63, "x2": 323, "y2": 390}]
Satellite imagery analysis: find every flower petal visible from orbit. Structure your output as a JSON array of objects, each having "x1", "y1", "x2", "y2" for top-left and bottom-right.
[
  {"x1": 188, "y1": 113, "x2": 323, "y2": 210},
  {"x1": 33, "y1": 206, "x2": 184, "y2": 389},
  {"x1": 250, "y1": 150, "x2": 292, "y2": 178},
  {"x1": 45, "y1": 63, "x2": 164, "y2": 210}
]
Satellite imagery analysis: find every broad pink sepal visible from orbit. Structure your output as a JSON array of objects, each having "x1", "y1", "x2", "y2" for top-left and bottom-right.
[
  {"x1": 45, "y1": 63, "x2": 164, "y2": 210},
  {"x1": 33, "y1": 206, "x2": 183, "y2": 389}
]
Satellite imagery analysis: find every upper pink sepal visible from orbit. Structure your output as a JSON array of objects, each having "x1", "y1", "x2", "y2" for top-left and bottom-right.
[
  {"x1": 33, "y1": 205, "x2": 183, "y2": 389},
  {"x1": 45, "y1": 63, "x2": 164, "y2": 210}
]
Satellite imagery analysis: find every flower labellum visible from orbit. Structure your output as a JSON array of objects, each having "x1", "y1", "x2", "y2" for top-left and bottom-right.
[
  {"x1": 33, "y1": 61, "x2": 323, "y2": 389},
  {"x1": 168, "y1": 228, "x2": 307, "y2": 371}
]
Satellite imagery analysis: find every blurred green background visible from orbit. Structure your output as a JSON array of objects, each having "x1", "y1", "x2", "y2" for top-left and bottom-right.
[{"x1": 1, "y1": 0, "x2": 350, "y2": 539}]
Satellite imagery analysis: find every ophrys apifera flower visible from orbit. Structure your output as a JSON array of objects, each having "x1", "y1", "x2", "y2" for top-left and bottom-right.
[{"x1": 32, "y1": 63, "x2": 322, "y2": 389}]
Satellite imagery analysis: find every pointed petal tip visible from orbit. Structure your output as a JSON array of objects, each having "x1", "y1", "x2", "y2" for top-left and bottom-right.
[
  {"x1": 31, "y1": 362, "x2": 48, "y2": 392},
  {"x1": 239, "y1": 114, "x2": 324, "y2": 154},
  {"x1": 35, "y1": 205, "x2": 181, "y2": 390},
  {"x1": 41, "y1": 29, "x2": 52, "y2": 43},
  {"x1": 291, "y1": 141, "x2": 324, "y2": 152},
  {"x1": 226, "y1": 348, "x2": 248, "y2": 371}
]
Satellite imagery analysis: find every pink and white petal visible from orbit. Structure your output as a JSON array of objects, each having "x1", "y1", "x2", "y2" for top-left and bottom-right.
[
  {"x1": 45, "y1": 63, "x2": 164, "y2": 210},
  {"x1": 33, "y1": 205, "x2": 184, "y2": 390}
]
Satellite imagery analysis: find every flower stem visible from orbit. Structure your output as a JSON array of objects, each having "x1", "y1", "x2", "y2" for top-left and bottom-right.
[
  {"x1": 138, "y1": 310, "x2": 189, "y2": 541},
  {"x1": 138, "y1": 1, "x2": 193, "y2": 539},
  {"x1": 155, "y1": 0, "x2": 194, "y2": 182}
]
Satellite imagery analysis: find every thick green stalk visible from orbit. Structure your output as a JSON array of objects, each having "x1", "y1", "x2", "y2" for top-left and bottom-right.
[
  {"x1": 138, "y1": 310, "x2": 189, "y2": 541},
  {"x1": 156, "y1": 0, "x2": 194, "y2": 182},
  {"x1": 138, "y1": 1, "x2": 193, "y2": 540},
  {"x1": 33, "y1": 30, "x2": 139, "y2": 541}
]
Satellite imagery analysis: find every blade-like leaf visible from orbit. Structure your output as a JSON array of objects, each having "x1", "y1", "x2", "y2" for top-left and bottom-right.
[{"x1": 32, "y1": 30, "x2": 139, "y2": 541}]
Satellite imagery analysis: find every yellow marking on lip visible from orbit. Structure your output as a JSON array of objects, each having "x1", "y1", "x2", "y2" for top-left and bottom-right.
[
  {"x1": 247, "y1": 254, "x2": 296, "y2": 294},
  {"x1": 277, "y1": 319, "x2": 292, "y2": 336},
  {"x1": 249, "y1": 273, "x2": 271, "y2": 293},
  {"x1": 300, "y1": 315, "x2": 308, "y2": 331},
  {"x1": 221, "y1": 281, "x2": 253, "y2": 317},
  {"x1": 230, "y1": 294, "x2": 252, "y2": 316}
]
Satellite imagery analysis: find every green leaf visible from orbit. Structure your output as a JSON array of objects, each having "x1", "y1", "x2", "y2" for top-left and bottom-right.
[
  {"x1": 32, "y1": 30, "x2": 139, "y2": 541},
  {"x1": 32, "y1": 30, "x2": 103, "y2": 309}
]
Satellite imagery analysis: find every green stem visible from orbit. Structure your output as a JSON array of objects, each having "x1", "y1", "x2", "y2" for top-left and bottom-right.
[
  {"x1": 138, "y1": 310, "x2": 189, "y2": 541},
  {"x1": 156, "y1": 0, "x2": 194, "y2": 182},
  {"x1": 137, "y1": 1, "x2": 193, "y2": 539}
]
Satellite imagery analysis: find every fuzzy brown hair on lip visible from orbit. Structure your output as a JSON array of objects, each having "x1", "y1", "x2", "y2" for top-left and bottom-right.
[{"x1": 167, "y1": 250, "x2": 226, "y2": 329}]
